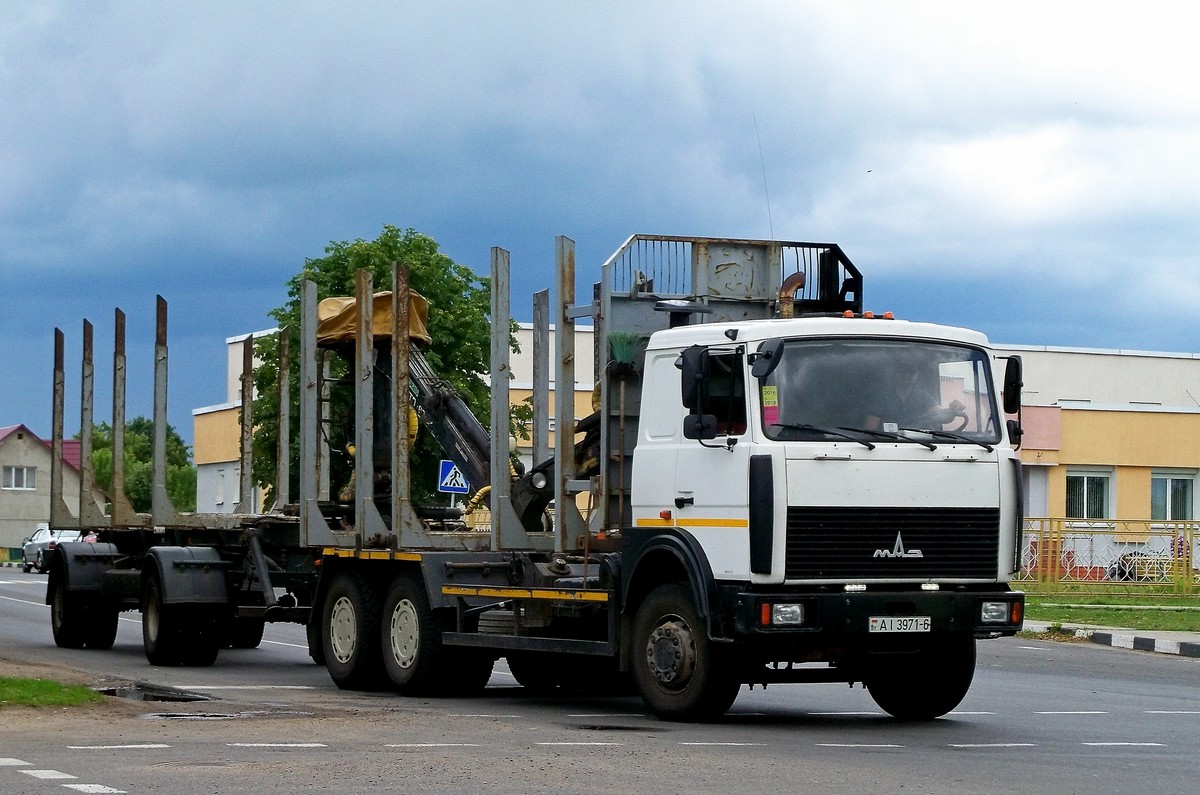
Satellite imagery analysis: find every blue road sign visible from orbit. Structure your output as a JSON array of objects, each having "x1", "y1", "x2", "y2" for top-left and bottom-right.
[{"x1": 437, "y1": 459, "x2": 471, "y2": 494}]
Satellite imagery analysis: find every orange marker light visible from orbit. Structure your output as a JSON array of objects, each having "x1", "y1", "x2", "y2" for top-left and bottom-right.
[
  {"x1": 761, "y1": 603, "x2": 771, "y2": 626},
  {"x1": 660, "y1": 510, "x2": 672, "y2": 521}
]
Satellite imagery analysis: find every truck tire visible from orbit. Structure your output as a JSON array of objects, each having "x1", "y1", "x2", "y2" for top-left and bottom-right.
[
  {"x1": 180, "y1": 610, "x2": 223, "y2": 667},
  {"x1": 322, "y1": 572, "x2": 386, "y2": 690},
  {"x1": 142, "y1": 573, "x2": 184, "y2": 666},
  {"x1": 631, "y1": 583, "x2": 740, "y2": 721},
  {"x1": 866, "y1": 634, "x2": 977, "y2": 720},
  {"x1": 307, "y1": 619, "x2": 326, "y2": 665},
  {"x1": 50, "y1": 574, "x2": 87, "y2": 649},
  {"x1": 381, "y1": 573, "x2": 494, "y2": 696},
  {"x1": 227, "y1": 617, "x2": 266, "y2": 650},
  {"x1": 84, "y1": 602, "x2": 120, "y2": 650}
]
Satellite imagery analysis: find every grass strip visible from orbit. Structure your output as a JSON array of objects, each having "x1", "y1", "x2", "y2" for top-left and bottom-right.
[{"x1": 0, "y1": 677, "x2": 104, "y2": 708}]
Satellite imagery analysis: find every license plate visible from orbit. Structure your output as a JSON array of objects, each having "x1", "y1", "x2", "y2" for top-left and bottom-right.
[{"x1": 869, "y1": 616, "x2": 931, "y2": 633}]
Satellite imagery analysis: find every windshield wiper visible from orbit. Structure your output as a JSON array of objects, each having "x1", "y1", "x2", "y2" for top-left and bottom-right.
[
  {"x1": 838, "y1": 426, "x2": 937, "y2": 451},
  {"x1": 771, "y1": 423, "x2": 875, "y2": 450},
  {"x1": 900, "y1": 427, "x2": 994, "y2": 452}
]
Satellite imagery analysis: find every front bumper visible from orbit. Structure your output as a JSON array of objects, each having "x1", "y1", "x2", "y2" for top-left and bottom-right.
[{"x1": 730, "y1": 587, "x2": 1024, "y2": 641}]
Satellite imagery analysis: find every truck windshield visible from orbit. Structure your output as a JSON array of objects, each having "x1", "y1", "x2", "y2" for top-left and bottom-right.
[{"x1": 758, "y1": 337, "x2": 1002, "y2": 445}]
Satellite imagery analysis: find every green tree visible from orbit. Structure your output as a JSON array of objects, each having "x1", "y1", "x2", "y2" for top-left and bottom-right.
[
  {"x1": 83, "y1": 417, "x2": 197, "y2": 512},
  {"x1": 251, "y1": 225, "x2": 527, "y2": 506}
]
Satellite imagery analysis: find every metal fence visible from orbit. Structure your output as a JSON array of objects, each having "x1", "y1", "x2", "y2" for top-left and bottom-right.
[{"x1": 1017, "y1": 518, "x2": 1198, "y2": 593}]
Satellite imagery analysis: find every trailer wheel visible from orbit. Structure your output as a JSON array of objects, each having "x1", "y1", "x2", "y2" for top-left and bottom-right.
[
  {"x1": 631, "y1": 583, "x2": 740, "y2": 721},
  {"x1": 142, "y1": 573, "x2": 183, "y2": 666},
  {"x1": 84, "y1": 602, "x2": 120, "y2": 650},
  {"x1": 866, "y1": 634, "x2": 977, "y2": 720},
  {"x1": 227, "y1": 618, "x2": 266, "y2": 650},
  {"x1": 322, "y1": 572, "x2": 386, "y2": 690},
  {"x1": 50, "y1": 574, "x2": 87, "y2": 649},
  {"x1": 180, "y1": 610, "x2": 222, "y2": 667}
]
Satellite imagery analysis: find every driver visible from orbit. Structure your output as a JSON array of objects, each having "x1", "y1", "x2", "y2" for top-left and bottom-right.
[{"x1": 864, "y1": 356, "x2": 964, "y2": 431}]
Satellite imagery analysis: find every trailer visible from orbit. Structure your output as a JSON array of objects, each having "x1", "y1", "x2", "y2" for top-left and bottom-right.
[{"x1": 46, "y1": 234, "x2": 1024, "y2": 721}]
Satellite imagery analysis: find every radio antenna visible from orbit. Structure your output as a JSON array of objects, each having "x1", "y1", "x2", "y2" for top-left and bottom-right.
[{"x1": 753, "y1": 113, "x2": 774, "y2": 239}]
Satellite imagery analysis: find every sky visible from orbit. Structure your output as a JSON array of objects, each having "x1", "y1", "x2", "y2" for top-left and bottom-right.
[{"x1": 3, "y1": 1, "x2": 1199, "y2": 447}]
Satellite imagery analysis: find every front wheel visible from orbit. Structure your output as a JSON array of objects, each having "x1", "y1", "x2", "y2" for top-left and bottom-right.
[
  {"x1": 631, "y1": 583, "x2": 740, "y2": 722},
  {"x1": 866, "y1": 635, "x2": 977, "y2": 720}
]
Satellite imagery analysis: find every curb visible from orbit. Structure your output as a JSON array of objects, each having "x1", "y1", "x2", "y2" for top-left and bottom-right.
[{"x1": 1090, "y1": 631, "x2": 1200, "y2": 659}]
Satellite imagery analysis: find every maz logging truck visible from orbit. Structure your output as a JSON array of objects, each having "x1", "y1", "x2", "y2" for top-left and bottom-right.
[{"x1": 44, "y1": 234, "x2": 1025, "y2": 721}]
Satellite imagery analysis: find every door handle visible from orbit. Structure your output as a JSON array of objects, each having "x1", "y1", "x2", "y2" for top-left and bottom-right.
[{"x1": 675, "y1": 496, "x2": 695, "y2": 508}]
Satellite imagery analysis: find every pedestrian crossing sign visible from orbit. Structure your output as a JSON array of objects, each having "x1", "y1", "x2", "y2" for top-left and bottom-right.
[{"x1": 437, "y1": 459, "x2": 470, "y2": 494}]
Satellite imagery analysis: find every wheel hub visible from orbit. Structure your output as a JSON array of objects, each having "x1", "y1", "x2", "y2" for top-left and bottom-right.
[
  {"x1": 329, "y1": 596, "x2": 357, "y2": 664},
  {"x1": 388, "y1": 599, "x2": 420, "y2": 669},
  {"x1": 645, "y1": 618, "x2": 696, "y2": 687}
]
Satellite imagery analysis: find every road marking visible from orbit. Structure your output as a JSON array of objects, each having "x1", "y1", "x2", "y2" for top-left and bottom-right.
[
  {"x1": 178, "y1": 685, "x2": 314, "y2": 691},
  {"x1": 537, "y1": 739, "x2": 624, "y2": 749},
  {"x1": 1082, "y1": 742, "x2": 1166, "y2": 747},
  {"x1": 261, "y1": 639, "x2": 309, "y2": 649},
  {"x1": 67, "y1": 744, "x2": 170, "y2": 750},
  {"x1": 817, "y1": 743, "x2": 904, "y2": 748},
  {"x1": 0, "y1": 758, "x2": 31, "y2": 765},
  {"x1": 1145, "y1": 710, "x2": 1200, "y2": 714},
  {"x1": 385, "y1": 743, "x2": 481, "y2": 748},
  {"x1": 226, "y1": 743, "x2": 327, "y2": 748},
  {"x1": 0, "y1": 594, "x2": 44, "y2": 607},
  {"x1": 447, "y1": 714, "x2": 522, "y2": 719},
  {"x1": 1036, "y1": 711, "x2": 1107, "y2": 715},
  {"x1": 949, "y1": 711, "x2": 996, "y2": 715},
  {"x1": 679, "y1": 742, "x2": 767, "y2": 747},
  {"x1": 64, "y1": 786, "x2": 126, "y2": 794},
  {"x1": 20, "y1": 769, "x2": 77, "y2": 779},
  {"x1": 950, "y1": 743, "x2": 1038, "y2": 748}
]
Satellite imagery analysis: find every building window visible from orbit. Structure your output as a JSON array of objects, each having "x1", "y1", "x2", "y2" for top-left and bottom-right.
[
  {"x1": 2, "y1": 465, "x2": 37, "y2": 490},
  {"x1": 1151, "y1": 473, "x2": 1193, "y2": 521},
  {"x1": 1066, "y1": 471, "x2": 1110, "y2": 519}
]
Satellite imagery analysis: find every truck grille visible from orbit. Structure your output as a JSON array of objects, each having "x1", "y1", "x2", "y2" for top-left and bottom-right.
[{"x1": 784, "y1": 506, "x2": 999, "y2": 579}]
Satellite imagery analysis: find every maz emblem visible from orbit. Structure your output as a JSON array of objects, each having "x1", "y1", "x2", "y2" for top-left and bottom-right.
[{"x1": 874, "y1": 532, "x2": 924, "y2": 559}]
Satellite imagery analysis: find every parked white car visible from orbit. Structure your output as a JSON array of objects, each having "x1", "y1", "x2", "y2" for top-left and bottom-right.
[{"x1": 21, "y1": 528, "x2": 81, "y2": 573}]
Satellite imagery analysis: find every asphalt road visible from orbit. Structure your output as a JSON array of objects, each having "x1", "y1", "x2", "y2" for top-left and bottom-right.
[{"x1": 2, "y1": 568, "x2": 1198, "y2": 795}]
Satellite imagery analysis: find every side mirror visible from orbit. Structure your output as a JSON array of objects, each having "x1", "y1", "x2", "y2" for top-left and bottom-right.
[
  {"x1": 679, "y1": 345, "x2": 710, "y2": 410},
  {"x1": 751, "y1": 338, "x2": 784, "y2": 379},
  {"x1": 683, "y1": 413, "x2": 720, "y2": 441},
  {"x1": 1007, "y1": 419, "x2": 1024, "y2": 447},
  {"x1": 1003, "y1": 356, "x2": 1023, "y2": 415}
]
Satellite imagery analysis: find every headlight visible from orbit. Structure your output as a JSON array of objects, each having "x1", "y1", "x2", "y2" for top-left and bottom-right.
[
  {"x1": 760, "y1": 602, "x2": 805, "y2": 626},
  {"x1": 980, "y1": 601, "x2": 1011, "y2": 623}
]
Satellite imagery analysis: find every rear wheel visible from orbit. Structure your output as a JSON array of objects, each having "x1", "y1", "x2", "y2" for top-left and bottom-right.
[
  {"x1": 866, "y1": 634, "x2": 977, "y2": 720},
  {"x1": 84, "y1": 602, "x2": 120, "y2": 650},
  {"x1": 143, "y1": 573, "x2": 183, "y2": 666},
  {"x1": 227, "y1": 617, "x2": 266, "y2": 649},
  {"x1": 631, "y1": 583, "x2": 740, "y2": 721},
  {"x1": 50, "y1": 574, "x2": 87, "y2": 649},
  {"x1": 381, "y1": 573, "x2": 493, "y2": 696},
  {"x1": 322, "y1": 572, "x2": 386, "y2": 690}
]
